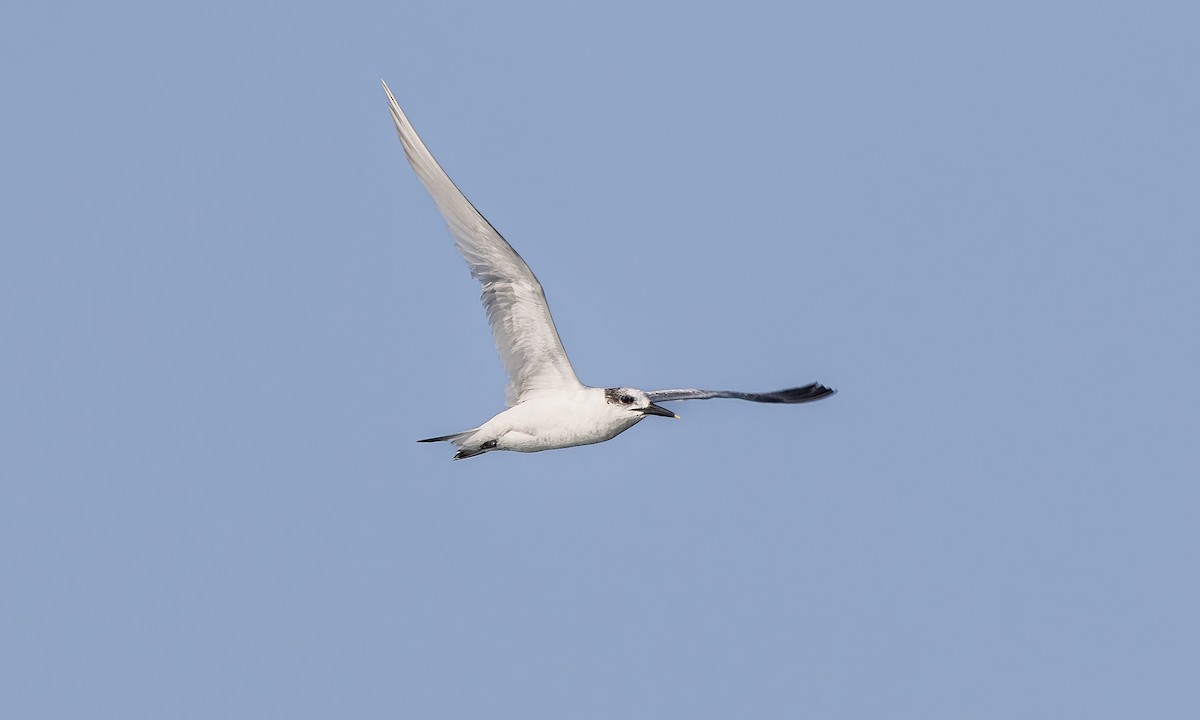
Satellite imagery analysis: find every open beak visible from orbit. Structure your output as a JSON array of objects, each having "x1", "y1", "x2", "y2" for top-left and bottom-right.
[{"x1": 642, "y1": 402, "x2": 679, "y2": 419}]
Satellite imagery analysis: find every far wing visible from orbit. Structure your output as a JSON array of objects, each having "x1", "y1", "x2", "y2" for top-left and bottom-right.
[
  {"x1": 646, "y1": 382, "x2": 836, "y2": 404},
  {"x1": 383, "y1": 80, "x2": 582, "y2": 405}
]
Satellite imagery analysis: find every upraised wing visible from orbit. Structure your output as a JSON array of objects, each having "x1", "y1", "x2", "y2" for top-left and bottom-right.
[
  {"x1": 383, "y1": 80, "x2": 583, "y2": 406},
  {"x1": 646, "y1": 382, "x2": 836, "y2": 404}
]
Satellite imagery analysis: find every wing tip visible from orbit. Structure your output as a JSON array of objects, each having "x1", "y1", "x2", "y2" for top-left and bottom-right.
[{"x1": 779, "y1": 382, "x2": 837, "y2": 403}]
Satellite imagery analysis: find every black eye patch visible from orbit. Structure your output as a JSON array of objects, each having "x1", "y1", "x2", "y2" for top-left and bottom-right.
[{"x1": 604, "y1": 388, "x2": 635, "y2": 405}]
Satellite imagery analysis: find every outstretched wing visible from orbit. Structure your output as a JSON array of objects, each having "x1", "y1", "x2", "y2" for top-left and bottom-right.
[
  {"x1": 383, "y1": 80, "x2": 583, "y2": 406},
  {"x1": 646, "y1": 382, "x2": 836, "y2": 404}
]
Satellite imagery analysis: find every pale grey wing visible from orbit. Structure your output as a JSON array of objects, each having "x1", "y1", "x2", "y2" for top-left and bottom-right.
[
  {"x1": 383, "y1": 80, "x2": 582, "y2": 406},
  {"x1": 646, "y1": 383, "x2": 836, "y2": 404}
]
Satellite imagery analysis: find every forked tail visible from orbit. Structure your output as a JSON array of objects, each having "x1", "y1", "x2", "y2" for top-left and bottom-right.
[
  {"x1": 417, "y1": 428, "x2": 494, "y2": 460},
  {"x1": 417, "y1": 429, "x2": 477, "y2": 445}
]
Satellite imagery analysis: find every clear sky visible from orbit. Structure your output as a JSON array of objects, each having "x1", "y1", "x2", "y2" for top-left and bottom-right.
[{"x1": 3, "y1": 1, "x2": 1198, "y2": 718}]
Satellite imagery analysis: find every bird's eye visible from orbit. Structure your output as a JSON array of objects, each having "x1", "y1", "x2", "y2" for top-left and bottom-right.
[{"x1": 619, "y1": 394, "x2": 634, "y2": 405}]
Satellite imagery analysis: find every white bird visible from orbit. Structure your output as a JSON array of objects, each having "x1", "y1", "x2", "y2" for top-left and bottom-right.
[{"x1": 383, "y1": 80, "x2": 835, "y2": 459}]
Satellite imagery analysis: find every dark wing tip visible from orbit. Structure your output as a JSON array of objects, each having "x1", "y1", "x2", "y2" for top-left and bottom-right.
[{"x1": 766, "y1": 382, "x2": 837, "y2": 403}]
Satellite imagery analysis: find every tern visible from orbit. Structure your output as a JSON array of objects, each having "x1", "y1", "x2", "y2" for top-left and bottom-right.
[{"x1": 383, "y1": 80, "x2": 835, "y2": 459}]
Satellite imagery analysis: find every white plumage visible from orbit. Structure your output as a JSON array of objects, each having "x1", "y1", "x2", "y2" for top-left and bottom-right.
[{"x1": 383, "y1": 80, "x2": 834, "y2": 460}]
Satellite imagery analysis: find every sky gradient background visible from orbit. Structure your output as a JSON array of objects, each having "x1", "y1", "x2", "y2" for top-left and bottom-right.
[{"x1": 4, "y1": 1, "x2": 1199, "y2": 717}]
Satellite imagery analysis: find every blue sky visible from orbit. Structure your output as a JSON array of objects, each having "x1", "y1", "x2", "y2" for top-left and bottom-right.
[{"x1": 3, "y1": 1, "x2": 1198, "y2": 717}]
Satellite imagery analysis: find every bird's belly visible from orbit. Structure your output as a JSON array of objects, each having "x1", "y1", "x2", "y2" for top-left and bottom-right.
[{"x1": 499, "y1": 414, "x2": 641, "y2": 453}]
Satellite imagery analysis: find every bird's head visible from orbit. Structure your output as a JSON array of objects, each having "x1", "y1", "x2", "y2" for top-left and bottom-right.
[{"x1": 603, "y1": 387, "x2": 678, "y2": 419}]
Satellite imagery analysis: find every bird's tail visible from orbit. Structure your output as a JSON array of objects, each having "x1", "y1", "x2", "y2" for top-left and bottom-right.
[
  {"x1": 417, "y1": 428, "x2": 492, "y2": 460},
  {"x1": 417, "y1": 429, "x2": 477, "y2": 445}
]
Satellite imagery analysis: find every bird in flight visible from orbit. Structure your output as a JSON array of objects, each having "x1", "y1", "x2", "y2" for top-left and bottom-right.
[{"x1": 383, "y1": 80, "x2": 835, "y2": 459}]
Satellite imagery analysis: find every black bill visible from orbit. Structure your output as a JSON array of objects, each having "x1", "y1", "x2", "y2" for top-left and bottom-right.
[{"x1": 642, "y1": 402, "x2": 679, "y2": 418}]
